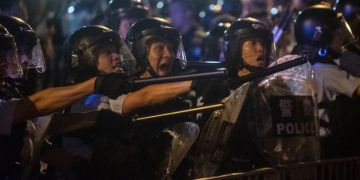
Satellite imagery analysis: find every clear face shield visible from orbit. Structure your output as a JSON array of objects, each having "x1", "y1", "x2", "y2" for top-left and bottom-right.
[
  {"x1": 96, "y1": 32, "x2": 139, "y2": 76},
  {"x1": 141, "y1": 27, "x2": 187, "y2": 73},
  {"x1": 1, "y1": 36, "x2": 23, "y2": 79},
  {"x1": 224, "y1": 34, "x2": 276, "y2": 70},
  {"x1": 18, "y1": 32, "x2": 46, "y2": 74},
  {"x1": 175, "y1": 39, "x2": 187, "y2": 69}
]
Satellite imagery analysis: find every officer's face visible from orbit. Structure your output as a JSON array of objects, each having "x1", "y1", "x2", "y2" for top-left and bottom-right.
[
  {"x1": 241, "y1": 39, "x2": 267, "y2": 68},
  {"x1": 97, "y1": 46, "x2": 122, "y2": 74},
  {"x1": 146, "y1": 40, "x2": 175, "y2": 77}
]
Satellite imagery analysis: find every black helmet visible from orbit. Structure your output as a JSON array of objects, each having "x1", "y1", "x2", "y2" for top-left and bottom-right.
[
  {"x1": 65, "y1": 25, "x2": 136, "y2": 83},
  {"x1": 107, "y1": 0, "x2": 149, "y2": 30},
  {"x1": 224, "y1": 18, "x2": 274, "y2": 78},
  {"x1": 294, "y1": 5, "x2": 355, "y2": 60},
  {"x1": 0, "y1": 15, "x2": 46, "y2": 73},
  {"x1": 0, "y1": 24, "x2": 22, "y2": 79},
  {"x1": 202, "y1": 14, "x2": 235, "y2": 61},
  {"x1": 125, "y1": 17, "x2": 187, "y2": 77}
]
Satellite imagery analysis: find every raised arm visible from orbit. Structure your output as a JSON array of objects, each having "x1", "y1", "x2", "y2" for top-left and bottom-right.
[{"x1": 13, "y1": 78, "x2": 96, "y2": 124}]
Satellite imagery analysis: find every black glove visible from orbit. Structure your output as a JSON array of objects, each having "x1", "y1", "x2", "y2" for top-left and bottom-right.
[{"x1": 94, "y1": 73, "x2": 132, "y2": 99}]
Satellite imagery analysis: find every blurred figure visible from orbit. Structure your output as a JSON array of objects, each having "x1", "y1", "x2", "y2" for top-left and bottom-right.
[
  {"x1": 60, "y1": 0, "x2": 98, "y2": 38},
  {"x1": 272, "y1": 0, "x2": 323, "y2": 57},
  {"x1": 201, "y1": 14, "x2": 235, "y2": 62},
  {"x1": 0, "y1": 24, "x2": 23, "y2": 101},
  {"x1": 0, "y1": 0, "x2": 28, "y2": 21},
  {"x1": 107, "y1": 0, "x2": 149, "y2": 38},
  {"x1": 336, "y1": 0, "x2": 360, "y2": 76},
  {"x1": 240, "y1": 0, "x2": 273, "y2": 28},
  {"x1": 168, "y1": 0, "x2": 206, "y2": 61}
]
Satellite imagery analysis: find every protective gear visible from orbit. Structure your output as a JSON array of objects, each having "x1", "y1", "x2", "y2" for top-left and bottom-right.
[
  {"x1": 94, "y1": 73, "x2": 133, "y2": 99},
  {"x1": 0, "y1": 15, "x2": 46, "y2": 73},
  {"x1": 202, "y1": 14, "x2": 235, "y2": 61},
  {"x1": 125, "y1": 17, "x2": 187, "y2": 77},
  {"x1": 294, "y1": 5, "x2": 355, "y2": 60},
  {"x1": 64, "y1": 25, "x2": 137, "y2": 83},
  {"x1": 0, "y1": 24, "x2": 22, "y2": 79},
  {"x1": 224, "y1": 18, "x2": 274, "y2": 79},
  {"x1": 254, "y1": 55, "x2": 319, "y2": 165},
  {"x1": 107, "y1": 0, "x2": 149, "y2": 30}
]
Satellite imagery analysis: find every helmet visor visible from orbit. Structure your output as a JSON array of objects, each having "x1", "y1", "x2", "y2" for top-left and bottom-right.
[
  {"x1": 118, "y1": 37, "x2": 139, "y2": 76},
  {"x1": 176, "y1": 40, "x2": 187, "y2": 69},
  {"x1": 19, "y1": 39, "x2": 46, "y2": 74},
  {"x1": 94, "y1": 32, "x2": 139, "y2": 76},
  {"x1": 0, "y1": 35, "x2": 22, "y2": 78},
  {"x1": 141, "y1": 27, "x2": 187, "y2": 70}
]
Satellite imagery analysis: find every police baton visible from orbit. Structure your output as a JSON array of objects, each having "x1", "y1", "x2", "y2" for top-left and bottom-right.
[
  {"x1": 131, "y1": 56, "x2": 307, "y2": 122},
  {"x1": 131, "y1": 56, "x2": 307, "y2": 86},
  {"x1": 231, "y1": 56, "x2": 307, "y2": 87},
  {"x1": 133, "y1": 103, "x2": 224, "y2": 122}
]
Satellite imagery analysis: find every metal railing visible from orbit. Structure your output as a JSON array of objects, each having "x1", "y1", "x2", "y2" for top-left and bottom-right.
[{"x1": 196, "y1": 156, "x2": 360, "y2": 180}]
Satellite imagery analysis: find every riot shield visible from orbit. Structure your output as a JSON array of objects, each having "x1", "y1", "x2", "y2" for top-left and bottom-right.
[
  {"x1": 253, "y1": 54, "x2": 320, "y2": 165},
  {"x1": 157, "y1": 122, "x2": 200, "y2": 179},
  {"x1": 192, "y1": 82, "x2": 251, "y2": 177}
]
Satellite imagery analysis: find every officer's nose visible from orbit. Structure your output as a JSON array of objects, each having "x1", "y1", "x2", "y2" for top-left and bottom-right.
[{"x1": 163, "y1": 45, "x2": 174, "y2": 58}]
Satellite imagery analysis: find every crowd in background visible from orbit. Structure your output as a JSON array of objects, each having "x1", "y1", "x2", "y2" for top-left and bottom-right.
[
  {"x1": 0, "y1": 0, "x2": 339, "y2": 90},
  {"x1": 1, "y1": 0, "x2": 360, "y2": 179}
]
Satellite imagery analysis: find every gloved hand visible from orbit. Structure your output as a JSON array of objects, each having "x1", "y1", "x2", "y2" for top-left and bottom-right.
[{"x1": 94, "y1": 73, "x2": 132, "y2": 99}]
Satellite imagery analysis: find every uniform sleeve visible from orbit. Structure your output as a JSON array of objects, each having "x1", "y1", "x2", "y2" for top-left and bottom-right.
[
  {"x1": 0, "y1": 100, "x2": 19, "y2": 135},
  {"x1": 314, "y1": 63, "x2": 360, "y2": 98},
  {"x1": 109, "y1": 94, "x2": 127, "y2": 115}
]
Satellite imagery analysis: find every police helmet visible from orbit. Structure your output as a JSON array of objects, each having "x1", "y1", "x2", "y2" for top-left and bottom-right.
[
  {"x1": 294, "y1": 5, "x2": 355, "y2": 59},
  {"x1": 125, "y1": 17, "x2": 187, "y2": 77},
  {"x1": 0, "y1": 15, "x2": 46, "y2": 73},
  {"x1": 203, "y1": 14, "x2": 235, "y2": 61},
  {"x1": 65, "y1": 25, "x2": 137, "y2": 83},
  {"x1": 224, "y1": 18, "x2": 274, "y2": 78}
]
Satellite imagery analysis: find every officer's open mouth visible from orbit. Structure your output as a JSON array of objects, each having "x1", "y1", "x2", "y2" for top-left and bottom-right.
[
  {"x1": 257, "y1": 57, "x2": 264, "y2": 62},
  {"x1": 160, "y1": 62, "x2": 171, "y2": 70}
]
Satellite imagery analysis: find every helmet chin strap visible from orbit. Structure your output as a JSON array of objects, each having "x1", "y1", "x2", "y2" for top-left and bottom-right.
[{"x1": 145, "y1": 59, "x2": 158, "y2": 77}]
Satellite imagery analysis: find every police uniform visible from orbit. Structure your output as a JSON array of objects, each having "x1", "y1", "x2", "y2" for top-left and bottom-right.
[{"x1": 313, "y1": 60, "x2": 360, "y2": 134}]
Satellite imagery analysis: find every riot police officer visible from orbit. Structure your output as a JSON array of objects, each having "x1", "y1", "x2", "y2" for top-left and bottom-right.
[
  {"x1": 224, "y1": 17, "x2": 274, "y2": 88},
  {"x1": 0, "y1": 15, "x2": 46, "y2": 96},
  {"x1": 62, "y1": 20, "x2": 201, "y2": 179},
  {"x1": 293, "y1": 4, "x2": 360, "y2": 157},
  {"x1": 0, "y1": 21, "x2": 133, "y2": 179}
]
